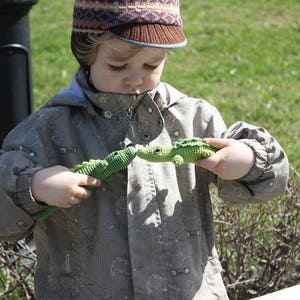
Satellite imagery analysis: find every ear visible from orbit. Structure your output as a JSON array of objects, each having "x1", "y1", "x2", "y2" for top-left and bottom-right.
[{"x1": 172, "y1": 155, "x2": 184, "y2": 166}]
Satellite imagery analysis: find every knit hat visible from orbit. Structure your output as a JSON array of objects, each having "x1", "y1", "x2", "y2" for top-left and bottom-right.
[{"x1": 72, "y1": 0, "x2": 187, "y2": 48}]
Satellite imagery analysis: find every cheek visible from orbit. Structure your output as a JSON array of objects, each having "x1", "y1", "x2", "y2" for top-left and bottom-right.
[
  {"x1": 90, "y1": 67, "x2": 119, "y2": 92},
  {"x1": 92, "y1": 75, "x2": 119, "y2": 92},
  {"x1": 90, "y1": 65, "x2": 100, "y2": 85},
  {"x1": 147, "y1": 69, "x2": 163, "y2": 86},
  {"x1": 147, "y1": 74, "x2": 160, "y2": 87}
]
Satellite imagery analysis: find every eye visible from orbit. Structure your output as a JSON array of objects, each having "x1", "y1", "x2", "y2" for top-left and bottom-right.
[
  {"x1": 144, "y1": 64, "x2": 159, "y2": 70},
  {"x1": 155, "y1": 148, "x2": 161, "y2": 153},
  {"x1": 108, "y1": 64, "x2": 127, "y2": 71},
  {"x1": 113, "y1": 151, "x2": 119, "y2": 155}
]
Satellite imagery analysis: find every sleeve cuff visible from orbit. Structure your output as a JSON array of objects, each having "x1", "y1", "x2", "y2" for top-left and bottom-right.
[
  {"x1": 238, "y1": 139, "x2": 269, "y2": 183},
  {"x1": 15, "y1": 167, "x2": 49, "y2": 215}
]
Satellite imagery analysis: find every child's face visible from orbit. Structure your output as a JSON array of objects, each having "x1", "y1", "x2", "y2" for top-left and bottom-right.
[{"x1": 90, "y1": 36, "x2": 167, "y2": 95}]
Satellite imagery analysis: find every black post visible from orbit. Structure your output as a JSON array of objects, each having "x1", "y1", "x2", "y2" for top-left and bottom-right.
[{"x1": 0, "y1": 0, "x2": 38, "y2": 146}]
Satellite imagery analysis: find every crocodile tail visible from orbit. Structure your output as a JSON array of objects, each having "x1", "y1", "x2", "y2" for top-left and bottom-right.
[{"x1": 36, "y1": 206, "x2": 58, "y2": 221}]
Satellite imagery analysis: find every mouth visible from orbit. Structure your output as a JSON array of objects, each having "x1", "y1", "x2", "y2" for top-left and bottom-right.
[{"x1": 127, "y1": 90, "x2": 141, "y2": 95}]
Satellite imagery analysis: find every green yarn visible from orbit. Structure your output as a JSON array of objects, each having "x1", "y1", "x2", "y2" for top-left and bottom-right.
[
  {"x1": 36, "y1": 146, "x2": 137, "y2": 221},
  {"x1": 73, "y1": 146, "x2": 137, "y2": 181},
  {"x1": 36, "y1": 138, "x2": 217, "y2": 221},
  {"x1": 136, "y1": 137, "x2": 217, "y2": 166}
]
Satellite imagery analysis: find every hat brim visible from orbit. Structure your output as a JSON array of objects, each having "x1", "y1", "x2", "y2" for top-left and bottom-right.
[{"x1": 108, "y1": 23, "x2": 187, "y2": 49}]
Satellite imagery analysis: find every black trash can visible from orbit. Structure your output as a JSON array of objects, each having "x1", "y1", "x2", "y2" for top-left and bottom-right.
[{"x1": 0, "y1": 0, "x2": 38, "y2": 146}]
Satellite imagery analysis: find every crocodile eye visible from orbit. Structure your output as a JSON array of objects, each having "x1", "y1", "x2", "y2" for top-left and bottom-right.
[
  {"x1": 155, "y1": 148, "x2": 161, "y2": 153},
  {"x1": 113, "y1": 152, "x2": 119, "y2": 155}
]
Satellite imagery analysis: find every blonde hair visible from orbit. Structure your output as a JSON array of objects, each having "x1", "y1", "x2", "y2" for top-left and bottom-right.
[
  {"x1": 71, "y1": 32, "x2": 147, "y2": 69},
  {"x1": 71, "y1": 32, "x2": 105, "y2": 69}
]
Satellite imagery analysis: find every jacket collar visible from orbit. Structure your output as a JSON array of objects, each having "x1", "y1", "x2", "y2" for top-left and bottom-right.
[
  {"x1": 54, "y1": 68, "x2": 186, "y2": 113},
  {"x1": 75, "y1": 68, "x2": 167, "y2": 115},
  {"x1": 48, "y1": 68, "x2": 187, "y2": 144}
]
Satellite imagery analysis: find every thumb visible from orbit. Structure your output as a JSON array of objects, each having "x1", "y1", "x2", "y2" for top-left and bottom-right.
[
  {"x1": 204, "y1": 137, "x2": 231, "y2": 149},
  {"x1": 195, "y1": 153, "x2": 219, "y2": 171},
  {"x1": 77, "y1": 174, "x2": 101, "y2": 187}
]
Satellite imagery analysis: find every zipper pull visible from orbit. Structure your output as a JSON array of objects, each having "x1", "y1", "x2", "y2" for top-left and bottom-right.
[{"x1": 126, "y1": 107, "x2": 135, "y2": 139}]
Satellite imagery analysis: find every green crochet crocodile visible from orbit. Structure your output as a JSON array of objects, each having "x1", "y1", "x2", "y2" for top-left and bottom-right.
[
  {"x1": 37, "y1": 138, "x2": 217, "y2": 220},
  {"x1": 37, "y1": 146, "x2": 137, "y2": 221},
  {"x1": 136, "y1": 137, "x2": 217, "y2": 166}
]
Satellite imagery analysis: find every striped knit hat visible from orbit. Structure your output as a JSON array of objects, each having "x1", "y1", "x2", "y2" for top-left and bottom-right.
[{"x1": 72, "y1": 0, "x2": 187, "y2": 48}]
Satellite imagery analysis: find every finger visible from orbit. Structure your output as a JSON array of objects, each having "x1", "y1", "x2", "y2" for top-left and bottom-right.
[
  {"x1": 69, "y1": 196, "x2": 81, "y2": 205},
  {"x1": 76, "y1": 174, "x2": 101, "y2": 187},
  {"x1": 204, "y1": 138, "x2": 233, "y2": 149},
  {"x1": 195, "y1": 154, "x2": 220, "y2": 172},
  {"x1": 75, "y1": 186, "x2": 92, "y2": 199}
]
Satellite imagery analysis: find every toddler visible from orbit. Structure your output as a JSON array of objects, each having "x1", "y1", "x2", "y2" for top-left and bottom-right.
[{"x1": 0, "y1": 1, "x2": 289, "y2": 299}]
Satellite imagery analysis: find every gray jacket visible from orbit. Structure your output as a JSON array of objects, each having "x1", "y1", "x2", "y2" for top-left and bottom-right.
[{"x1": 0, "y1": 71, "x2": 289, "y2": 299}]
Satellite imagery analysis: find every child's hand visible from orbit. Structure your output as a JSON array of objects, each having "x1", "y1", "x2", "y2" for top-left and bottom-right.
[
  {"x1": 195, "y1": 138, "x2": 255, "y2": 180},
  {"x1": 31, "y1": 165, "x2": 101, "y2": 208}
]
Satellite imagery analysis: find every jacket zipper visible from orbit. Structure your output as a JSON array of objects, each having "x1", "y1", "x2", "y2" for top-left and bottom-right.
[{"x1": 126, "y1": 107, "x2": 135, "y2": 139}]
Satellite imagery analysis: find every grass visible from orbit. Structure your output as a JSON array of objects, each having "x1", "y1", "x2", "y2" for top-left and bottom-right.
[
  {"x1": 164, "y1": 0, "x2": 300, "y2": 168},
  {"x1": 29, "y1": 0, "x2": 300, "y2": 168},
  {"x1": 1, "y1": 2, "x2": 299, "y2": 298}
]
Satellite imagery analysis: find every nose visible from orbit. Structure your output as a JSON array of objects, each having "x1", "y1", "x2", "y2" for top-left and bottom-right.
[{"x1": 124, "y1": 69, "x2": 143, "y2": 87}]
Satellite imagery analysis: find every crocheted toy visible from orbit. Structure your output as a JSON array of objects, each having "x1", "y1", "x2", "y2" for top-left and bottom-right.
[
  {"x1": 136, "y1": 137, "x2": 217, "y2": 166},
  {"x1": 36, "y1": 146, "x2": 137, "y2": 221},
  {"x1": 37, "y1": 138, "x2": 217, "y2": 221}
]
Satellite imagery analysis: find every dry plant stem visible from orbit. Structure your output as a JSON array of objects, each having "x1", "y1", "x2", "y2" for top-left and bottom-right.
[
  {"x1": 0, "y1": 242, "x2": 36, "y2": 299},
  {"x1": 213, "y1": 166, "x2": 299, "y2": 299}
]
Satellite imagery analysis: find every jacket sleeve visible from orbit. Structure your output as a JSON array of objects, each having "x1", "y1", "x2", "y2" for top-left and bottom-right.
[
  {"x1": 0, "y1": 114, "x2": 49, "y2": 242},
  {"x1": 216, "y1": 121, "x2": 289, "y2": 205}
]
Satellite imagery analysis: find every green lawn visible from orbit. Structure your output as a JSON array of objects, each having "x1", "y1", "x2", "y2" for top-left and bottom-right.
[
  {"x1": 30, "y1": 0, "x2": 300, "y2": 168},
  {"x1": 1, "y1": 2, "x2": 299, "y2": 298}
]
